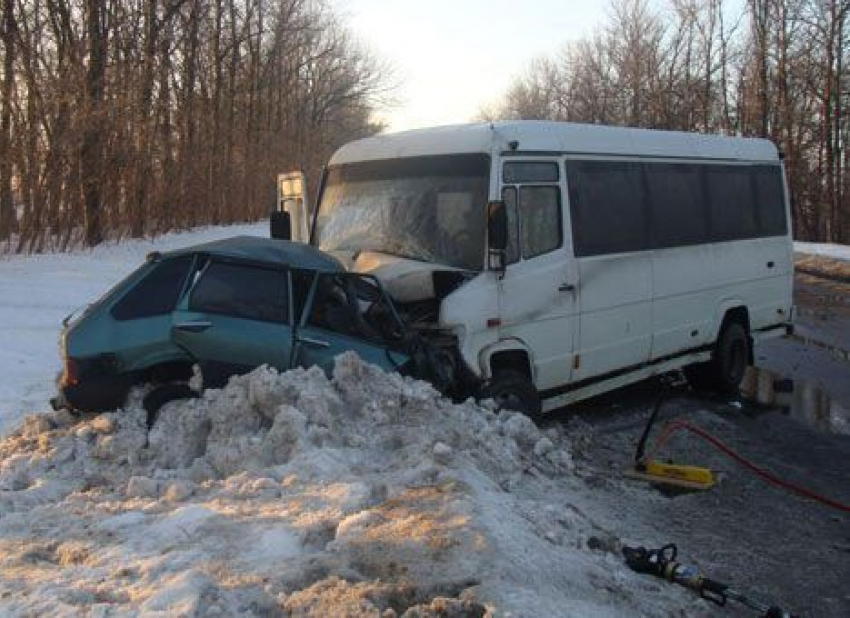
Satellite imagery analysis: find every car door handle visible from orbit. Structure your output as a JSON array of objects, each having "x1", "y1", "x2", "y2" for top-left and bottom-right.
[
  {"x1": 173, "y1": 320, "x2": 212, "y2": 333},
  {"x1": 558, "y1": 283, "x2": 576, "y2": 292},
  {"x1": 296, "y1": 336, "x2": 330, "y2": 348},
  {"x1": 767, "y1": 261, "x2": 775, "y2": 269}
]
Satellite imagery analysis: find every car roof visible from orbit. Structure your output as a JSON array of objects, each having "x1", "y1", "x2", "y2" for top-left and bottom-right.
[{"x1": 162, "y1": 235, "x2": 344, "y2": 271}]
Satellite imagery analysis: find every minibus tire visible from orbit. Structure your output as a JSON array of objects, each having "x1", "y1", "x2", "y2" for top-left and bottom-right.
[
  {"x1": 481, "y1": 370, "x2": 542, "y2": 419},
  {"x1": 710, "y1": 321, "x2": 749, "y2": 394}
]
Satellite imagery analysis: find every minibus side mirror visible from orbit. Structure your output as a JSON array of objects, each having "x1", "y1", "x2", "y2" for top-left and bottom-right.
[
  {"x1": 487, "y1": 200, "x2": 508, "y2": 272},
  {"x1": 270, "y1": 211, "x2": 292, "y2": 241}
]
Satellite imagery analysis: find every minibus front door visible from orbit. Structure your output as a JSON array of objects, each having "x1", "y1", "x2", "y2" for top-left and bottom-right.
[{"x1": 496, "y1": 176, "x2": 578, "y2": 393}]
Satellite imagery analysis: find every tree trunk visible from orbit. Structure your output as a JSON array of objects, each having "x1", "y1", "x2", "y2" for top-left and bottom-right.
[
  {"x1": 81, "y1": 0, "x2": 106, "y2": 246},
  {"x1": 0, "y1": 0, "x2": 16, "y2": 239}
]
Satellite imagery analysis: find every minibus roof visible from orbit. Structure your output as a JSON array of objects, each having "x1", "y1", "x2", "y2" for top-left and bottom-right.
[{"x1": 329, "y1": 121, "x2": 779, "y2": 166}]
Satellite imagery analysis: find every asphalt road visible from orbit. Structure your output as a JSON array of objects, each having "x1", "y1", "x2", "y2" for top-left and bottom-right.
[
  {"x1": 542, "y1": 269, "x2": 850, "y2": 617},
  {"x1": 758, "y1": 271, "x2": 850, "y2": 412}
]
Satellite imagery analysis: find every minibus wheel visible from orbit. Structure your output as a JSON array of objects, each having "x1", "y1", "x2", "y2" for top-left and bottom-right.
[
  {"x1": 712, "y1": 321, "x2": 749, "y2": 394},
  {"x1": 685, "y1": 321, "x2": 749, "y2": 394},
  {"x1": 481, "y1": 370, "x2": 542, "y2": 419}
]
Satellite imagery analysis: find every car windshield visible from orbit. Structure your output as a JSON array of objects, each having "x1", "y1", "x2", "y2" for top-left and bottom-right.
[{"x1": 313, "y1": 154, "x2": 490, "y2": 271}]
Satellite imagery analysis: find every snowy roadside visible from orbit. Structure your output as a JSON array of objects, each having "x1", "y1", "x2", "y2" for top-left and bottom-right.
[
  {"x1": 794, "y1": 240, "x2": 850, "y2": 262},
  {"x1": 0, "y1": 355, "x2": 701, "y2": 616},
  {"x1": 0, "y1": 222, "x2": 267, "y2": 437}
]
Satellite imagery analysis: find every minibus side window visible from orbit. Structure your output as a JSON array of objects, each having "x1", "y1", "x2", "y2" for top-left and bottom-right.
[
  {"x1": 501, "y1": 186, "x2": 521, "y2": 264},
  {"x1": 706, "y1": 166, "x2": 758, "y2": 240},
  {"x1": 503, "y1": 162, "x2": 559, "y2": 183},
  {"x1": 502, "y1": 160, "x2": 563, "y2": 261},
  {"x1": 645, "y1": 163, "x2": 709, "y2": 248},
  {"x1": 519, "y1": 186, "x2": 562, "y2": 258},
  {"x1": 568, "y1": 161, "x2": 647, "y2": 256}
]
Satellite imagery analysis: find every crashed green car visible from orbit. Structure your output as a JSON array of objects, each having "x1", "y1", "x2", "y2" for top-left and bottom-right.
[{"x1": 53, "y1": 236, "x2": 441, "y2": 414}]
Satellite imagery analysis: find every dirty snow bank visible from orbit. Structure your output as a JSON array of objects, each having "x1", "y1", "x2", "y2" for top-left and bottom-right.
[{"x1": 0, "y1": 354, "x2": 695, "y2": 616}]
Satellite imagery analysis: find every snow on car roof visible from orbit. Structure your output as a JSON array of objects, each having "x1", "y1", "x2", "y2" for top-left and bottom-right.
[{"x1": 164, "y1": 236, "x2": 343, "y2": 271}]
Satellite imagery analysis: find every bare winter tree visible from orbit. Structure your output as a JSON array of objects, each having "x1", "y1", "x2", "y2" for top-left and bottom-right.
[
  {"x1": 0, "y1": 0, "x2": 389, "y2": 252},
  {"x1": 0, "y1": 0, "x2": 16, "y2": 239}
]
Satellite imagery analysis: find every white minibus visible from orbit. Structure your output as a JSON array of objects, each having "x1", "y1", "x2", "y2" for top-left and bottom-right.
[{"x1": 275, "y1": 121, "x2": 794, "y2": 415}]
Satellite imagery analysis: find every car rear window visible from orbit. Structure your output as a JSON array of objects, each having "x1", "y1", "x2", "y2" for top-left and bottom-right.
[
  {"x1": 111, "y1": 256, "x2": 193, "y2": 321},
  {"x1": 189, "y1": 261, "x2": 289, "y2": 324}
]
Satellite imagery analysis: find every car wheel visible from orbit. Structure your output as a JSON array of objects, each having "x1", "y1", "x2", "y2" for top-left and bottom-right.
[
  {"x1": 143, "y1": 383, "x2": 197, "y2": 428},
  {"x1": 481, "y1": 370, "x2": 542, "y2": 419}
]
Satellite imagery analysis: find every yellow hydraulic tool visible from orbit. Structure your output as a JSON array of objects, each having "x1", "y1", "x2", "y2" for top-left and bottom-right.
[
  {"x1": 627, "y1": 378, "x2": 716, "y2": 491},
  {"x1": 628, "y1": 459, "x2": 716, "y2": 490}
]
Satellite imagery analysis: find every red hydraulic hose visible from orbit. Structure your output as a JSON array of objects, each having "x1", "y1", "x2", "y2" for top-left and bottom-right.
[{"x1": 644, "y1": 419, "x2": 850, "y2": 513}]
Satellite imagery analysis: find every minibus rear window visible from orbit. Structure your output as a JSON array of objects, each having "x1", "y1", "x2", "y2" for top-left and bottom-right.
[{"x1": 754, "y1": 166, "x2": 788, "y2": 236}]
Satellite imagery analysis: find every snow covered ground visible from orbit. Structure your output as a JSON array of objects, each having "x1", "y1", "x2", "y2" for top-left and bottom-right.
[
  {"x1": 795, "y1": 240, "x2": 850, "y2": 262},
  {"x1": 0, "y1": 222, "x2": 268, "y2": 436}
]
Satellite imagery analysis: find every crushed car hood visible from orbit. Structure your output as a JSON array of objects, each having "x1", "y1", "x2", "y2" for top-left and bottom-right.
[{"x1": 328, "y1": 250, "x2": 469, "y2": 303}]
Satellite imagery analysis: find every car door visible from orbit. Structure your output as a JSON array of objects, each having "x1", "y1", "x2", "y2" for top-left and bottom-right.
[
  {"x1": 496, "y1": 159, "x2": 578, "y2": 392},
  {"x1": 171, "y1": 257, "x2": 293, "y2": 387},
  {"x1": 292, "y1": 271, "x2": 408, "y2": 375}
]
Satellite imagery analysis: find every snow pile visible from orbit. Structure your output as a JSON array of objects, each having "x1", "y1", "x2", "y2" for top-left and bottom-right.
[{"x1": 0, "y1": 354, "x2": 695, "y2": 616}]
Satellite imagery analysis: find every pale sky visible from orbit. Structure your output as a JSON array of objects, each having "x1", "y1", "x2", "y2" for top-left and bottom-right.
[{"x1": 333, "y1": 0, "x2": 611, "y2": 132}]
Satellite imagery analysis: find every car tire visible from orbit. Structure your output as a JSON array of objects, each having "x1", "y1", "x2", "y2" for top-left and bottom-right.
[
  {"x1": 143, "y1": 383, "x2": 197, "y2": 428},
  {"x1": 481, "y1": 370, "x2": 542, "y2": 419},
  {"x1": 688, "y1": 320, "x2": 749, "y2": 395}
]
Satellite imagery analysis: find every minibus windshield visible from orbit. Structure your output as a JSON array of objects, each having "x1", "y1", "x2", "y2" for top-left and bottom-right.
[{"x1": 313, "y1": 154, "x2": 490, "y2": 271}]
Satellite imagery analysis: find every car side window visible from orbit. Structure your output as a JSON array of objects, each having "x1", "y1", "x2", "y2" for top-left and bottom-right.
[
  {"x1": 189, "y1": 261, "x2": 288, "y2": 324},
  {"x1": 111, "y1": 255, "x2": 193, "y2": 321}
]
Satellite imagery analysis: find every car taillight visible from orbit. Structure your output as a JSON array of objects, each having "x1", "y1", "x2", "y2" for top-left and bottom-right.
[{"x1": 61, "y1": 357, "x2": 80, "y2": 386}]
